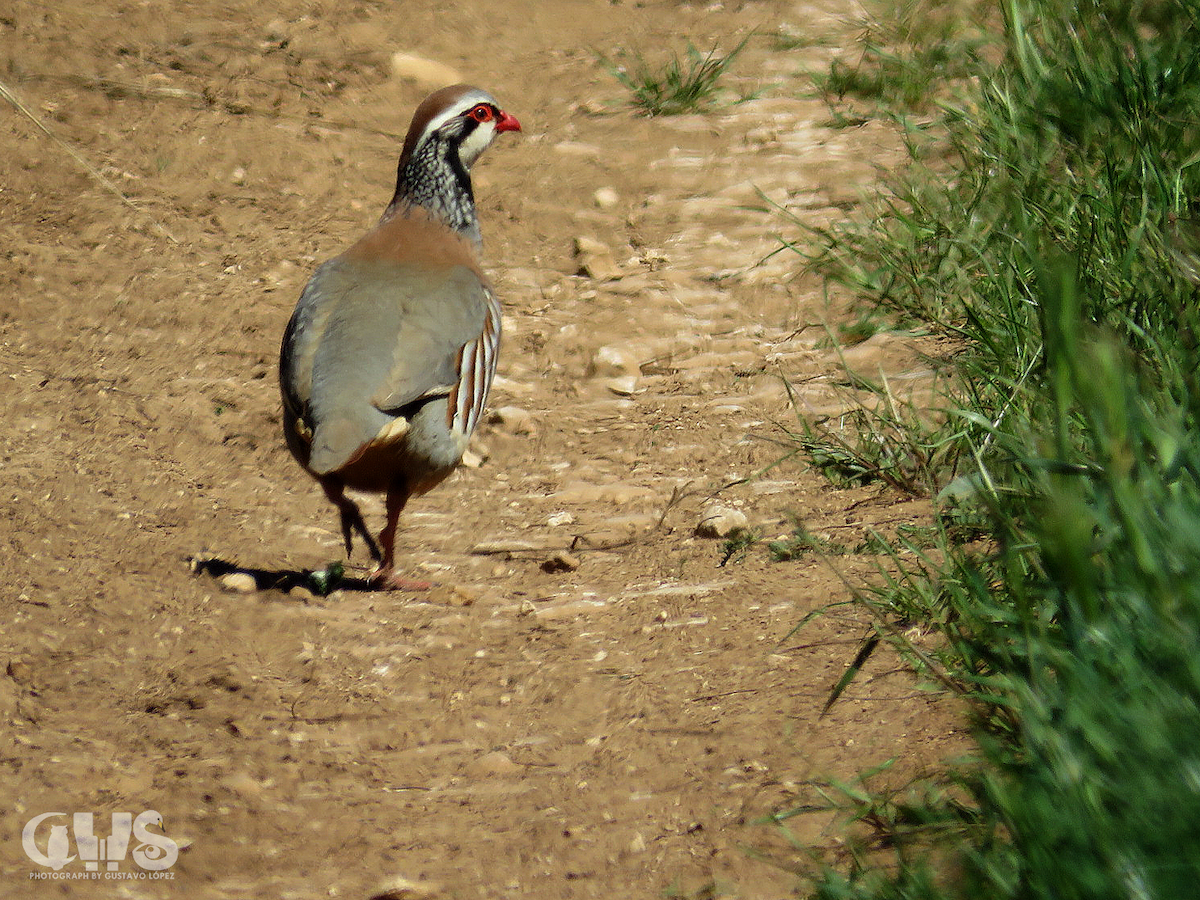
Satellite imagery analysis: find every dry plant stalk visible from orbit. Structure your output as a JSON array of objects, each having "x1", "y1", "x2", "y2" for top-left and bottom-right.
[{"x1": 0, "y1": 76, "x2": 178, "y2": 243}]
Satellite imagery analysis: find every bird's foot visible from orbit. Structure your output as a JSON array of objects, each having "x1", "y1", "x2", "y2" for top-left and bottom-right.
[{"x1": 369, "y1": 567, "x2": 435, "y2": 592}]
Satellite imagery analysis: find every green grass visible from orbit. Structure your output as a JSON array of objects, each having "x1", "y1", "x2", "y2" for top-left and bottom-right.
[
  {"x1": 769, "y1": 522, "x2": 850, "y2": 561},
  {"x1": 834, "y1": 310, "x2": 892, "y2": 346},
  {"x1": 718, "y1": 528, "x2": 761, "y2": 566},
  {"x1": 779, "y1": 365, "x2": 963, "y2": 497},
  {"x1": 768, "y1": 0, "x2": 1200, "y2": 896},
  {"x1": 598, "y1": 36, "x2": 752, "y2": 116},
  {"x1": 809, "y1": 0, "x2": 991, "y2": 114}
]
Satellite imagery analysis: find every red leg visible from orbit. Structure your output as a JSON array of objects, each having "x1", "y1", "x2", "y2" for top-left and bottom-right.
[{"x1": 369, "y1": 480, "x2": 433, "y2": 591}]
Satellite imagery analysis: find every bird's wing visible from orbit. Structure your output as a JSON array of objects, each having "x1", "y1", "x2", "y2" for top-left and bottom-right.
[
  {"x1": 365, "y1": 264, "x2": 492, "y2": 412},
  {"x1": 284, "y1": 257, "x2": 491, "y2": 475}
]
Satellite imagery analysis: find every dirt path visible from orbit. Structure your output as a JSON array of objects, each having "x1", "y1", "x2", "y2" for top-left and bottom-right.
[{"x1": 1, "y1": 1, "x2": 961, "y2": 896}]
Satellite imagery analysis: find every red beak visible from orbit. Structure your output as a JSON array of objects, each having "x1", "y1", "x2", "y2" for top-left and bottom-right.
[{"x1": 495, "y1": 110, "x2": 522, "y2": 133}]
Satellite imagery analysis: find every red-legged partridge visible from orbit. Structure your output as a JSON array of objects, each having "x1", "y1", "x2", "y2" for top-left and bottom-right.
[{"x1": 279, "y1": 84, "x2": 521, "y2": 590}]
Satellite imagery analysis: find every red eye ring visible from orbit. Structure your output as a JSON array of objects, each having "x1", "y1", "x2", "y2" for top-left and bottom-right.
[{"x1": 469, "y1": 104, "x2": 495, "y2": 123}]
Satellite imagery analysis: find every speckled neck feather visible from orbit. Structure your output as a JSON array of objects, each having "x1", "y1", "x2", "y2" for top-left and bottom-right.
[{"x1": 385, "y1": 125, "x2": 482, "y2": 249}]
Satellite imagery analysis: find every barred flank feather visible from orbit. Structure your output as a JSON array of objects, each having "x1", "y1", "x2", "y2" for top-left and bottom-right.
[{"x1": 449, "y1": 291, "x2": 502, "y2": 439}]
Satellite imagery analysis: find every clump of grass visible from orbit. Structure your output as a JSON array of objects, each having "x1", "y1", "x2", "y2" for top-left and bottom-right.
[
  {"x1": 767, "y1": 0, "x2": 1200, "y2": 895},
  {"x1": 718, "y1": 528, "x2": 760, "y2": 566},
  {"x1": 817, "y1": 43, "x2": 975, "y2": 111},
  {"x1": 810, "y1": 0, "x2": 991, "y2": 114},
  {"x1": 765, "y1": 762, "x2": 976, "y2": 889},
  {"x1": 798, "y1": 277, "x2": 1200, "y2": 898},
  {"x1": 783, "y1": 380, "x2": 963, "y2": 497},
  {"x1": 598, "y1": 36, "x2": 752, "y2": 116},
  {"x1": 769, "y1": 523, "x2": 850, "y2": 561},
  {"x1": 802, "y1": 0, "x2": 1200, "y2": 496},
  {"x1": 834, "y1": 310, "x2": 892, "y2": 346}
]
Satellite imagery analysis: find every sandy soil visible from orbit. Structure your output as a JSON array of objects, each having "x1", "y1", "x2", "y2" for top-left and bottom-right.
[{"x1": 1, "y1": 1, "x2": 963, "y2": 897}]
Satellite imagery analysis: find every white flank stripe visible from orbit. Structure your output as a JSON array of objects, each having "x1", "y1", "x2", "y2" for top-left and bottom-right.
[
  {"x1": 452, "y1": 293, "x2": 503, "y2": 439},
  {"x1": 457, "y1": 340, "x2": 476, "y2": 432},
  {"x1": 470, "y1": 341, "x2": 488, "y2": 431}
]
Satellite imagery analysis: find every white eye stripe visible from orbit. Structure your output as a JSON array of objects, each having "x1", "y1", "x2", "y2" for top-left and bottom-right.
[{"x1": 414, "y1": 93, "x2": 495, "y2": 147}]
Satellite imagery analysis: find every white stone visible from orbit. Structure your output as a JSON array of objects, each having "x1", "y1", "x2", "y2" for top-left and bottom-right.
[
  {"x1": 552, "y1": 141, "x2": 602, "y2": 158},
  {"x1": 593, "y1": 186, "x2": 619, "y2": 209},
  {"x1": 488, "y1": 405, "x2": 535, "y2": 434},
  {"x1": 389, "y1": 52, "x2": 463, "y2": 88},
  {"x1": 603, "y1": 375, "x2": 639, "y2": 396},
  {"x1": 368, "y1": 875, "x2": 443, "y2": 900},
  {"x1": 219, "y1": 572, "x2": 258, "y2": 593},
  {"x1": 589, "y1": 345, "x2": 639, "y2": 378},
  {"x1": 695, "y1": 505, "x2": 749, "y2": 538},
  {"x1": 541, "y1": 551, "x2": 581, "y2": 573},
  {"x1": 573, "y1": 236, "x2": 621, "y2": 281},
  {"x1": 554, "y1": 481, "x2": 656, "y2": 506},
  {"x1": 466, "y1": 750, "x2": 522, "y2": 777}
]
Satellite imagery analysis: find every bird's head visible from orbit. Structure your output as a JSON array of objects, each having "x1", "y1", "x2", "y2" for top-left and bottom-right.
[{"x1": 400, "y1": 84, "x2": 522, "y2": 172}]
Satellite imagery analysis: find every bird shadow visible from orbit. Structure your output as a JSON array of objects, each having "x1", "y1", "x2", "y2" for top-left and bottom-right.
[{"x1": 188, "y1": 555, "x2": 376, "y2": 597}]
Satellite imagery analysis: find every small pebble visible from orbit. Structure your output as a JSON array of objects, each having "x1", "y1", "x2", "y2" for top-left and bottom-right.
[
  {"x1": 541, "y1": 551, "x2": 581, "y2": 573},
  {"x1": 489, "y1": 405, "x2": 535, "y2": 434},
  {"x1": 593, "y1": 186, "x2": 619, "y2": 209},
  {"x1": 573, "y1": 236, "x2": 621, "y2": 281},
  {"x1": 695, "y1": 505, "x2": 749, "y2": 538},
  {"x1": 219, "y1": 572, "x2": 258, "y2": 593},
  {"x1": 589, "y1": 345, "x2": 638, "y2": 378},
  {"x1": 219, "y1": 771, "x2": 263, "y2": 798},
  {"x1": 553, "y1": 141, "x2": 602, "y2": 158},
  {"x1": 466, "y1": 750, "x2": 523, "y2": 777},
  {"x1": 603, "y1": 375, "x2": 639, "y2": 397},
  {"x1": 390, "y1": 52, "x2": 463, "y2": 87},
  {"x1": 368, "y1": 875, "x2": 443, "y2": 900}
]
